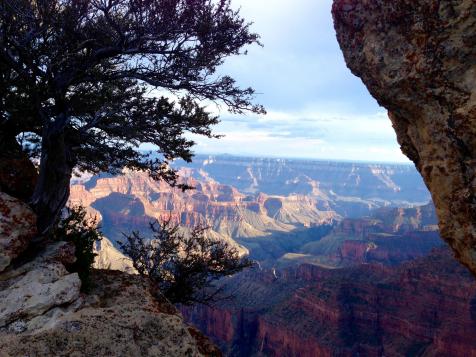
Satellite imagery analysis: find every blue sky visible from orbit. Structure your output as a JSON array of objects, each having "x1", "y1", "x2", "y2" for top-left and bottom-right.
[{"x1": 190, "y1": 0, "x2": 409, "y2": 163}]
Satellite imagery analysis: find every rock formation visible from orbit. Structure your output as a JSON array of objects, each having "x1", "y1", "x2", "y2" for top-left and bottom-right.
[
  {"x1": 68, "y1": 170, "x2": 337, "y2": 256},
  {"x1": 0, "y1": 241, "x2": 81, "y2": 328},
  {"x1": 183, "y1": 248, "x2": 476, "y2": 356},
  {"x1": 0, "y1": 192, "x2": 37, "y2": 272},
  {"x1": 182, "y1": 154, "x2": 430, "y2": 205},
  {"x1": 0, "y1": 269, "x2": 221, "y2": 357},
  {"x1": 70, "y1": 167, "x2": 439, "y2": 269},
  {"x1": 0, "y1": 193, "x2": 220, "y2": 357},
  {"x1": 93, "y1": 236, "x2": 136, "y2": 273},
  {"x1": 288, "y1": 203, "x2": 442, "y2": 268},
  {"x1": 332, "y1": 0, "x2": 476, "y2": 275}
]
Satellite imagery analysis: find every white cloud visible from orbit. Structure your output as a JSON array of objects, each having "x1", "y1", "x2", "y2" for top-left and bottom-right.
[
  {"x1": 189, "y1": 109, "x2": 409, "y2": 163},
  {"x1": 142, "y1": 0, "x2": 407, "y2": 163}
]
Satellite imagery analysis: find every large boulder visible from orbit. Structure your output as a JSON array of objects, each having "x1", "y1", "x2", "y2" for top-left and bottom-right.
[
  {"x1": 0, "y1": 192, "x2": 37, "y2": 272},
  {"x1": 332, "y1": 0, "x2": 476, "y2": 275}
]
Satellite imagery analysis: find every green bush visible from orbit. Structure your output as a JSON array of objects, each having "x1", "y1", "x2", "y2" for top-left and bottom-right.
[{"x1": 52, "y1": 206, "x2": 103, "y2": 292}]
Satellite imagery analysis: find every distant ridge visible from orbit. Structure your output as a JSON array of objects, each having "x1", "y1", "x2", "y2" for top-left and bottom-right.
[
  {"x1": 176, "y1": 153, "x2": 430, "y2": 203},
  {"x1": 183, "y1": 152, "x2": 415, "y2": 166}
]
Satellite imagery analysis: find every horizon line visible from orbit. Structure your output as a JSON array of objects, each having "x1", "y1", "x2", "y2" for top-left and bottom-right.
[{"x1": 185, "y1": 151, "x2": 415, "y2": 166}]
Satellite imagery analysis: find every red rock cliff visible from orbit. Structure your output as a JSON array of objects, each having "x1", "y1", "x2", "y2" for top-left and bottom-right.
[{"x1": 183, "y1": 249, "x2": 476, "y2": 356}]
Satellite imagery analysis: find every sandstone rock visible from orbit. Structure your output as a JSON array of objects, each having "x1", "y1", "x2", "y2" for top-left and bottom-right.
[
  {"x1": 0, "y1": 263, "x2": 81, "y2": 327},
  {"x1": 332, "y1": 0, "x2": 476, "y2": 275},
  {"x1": 93, "y1": 236, "x2": 136, "y2": 274},
  {"x1": 0, "y1": 270, "x2": 221, "y2": 357},
  {"x1": 0, "y1": 241, "x2": 81, "y2": 328},
  {"x1": 0, "y1": 192, "x2": 37, "y2": 272}
]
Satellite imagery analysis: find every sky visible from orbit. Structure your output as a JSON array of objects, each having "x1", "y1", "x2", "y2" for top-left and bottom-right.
[{"x1": 189, "y1": 0, "x2": 410, "y2": 163}]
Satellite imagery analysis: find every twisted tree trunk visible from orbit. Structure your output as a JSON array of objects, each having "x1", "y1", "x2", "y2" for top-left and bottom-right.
[{"x1": 30, "y1": 120, "x2": 75, "y2": 234}]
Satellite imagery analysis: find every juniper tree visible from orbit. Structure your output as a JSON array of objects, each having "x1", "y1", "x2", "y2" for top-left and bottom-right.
[
  {"x1": 120, "y1": 219, "x2": 253, "y2": 305},
  {"x1": 0, "y1": 0, "x2": 263, "y2": 233}
]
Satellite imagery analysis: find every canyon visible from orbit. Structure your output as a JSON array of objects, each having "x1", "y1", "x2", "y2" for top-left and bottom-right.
[
  {"x1": 69, "y1": 155, "x2": 432, "y2": 263},
  {"x1": 177, "y1": 155, "x2": 430, "y2": 207},
  {"x1": 179, "y1": 190, "x2": 474, "y2": 356},
  {"x1": 1, "y1": 0, "x2": 475, "y2": 355},
  {"x1": 67, "y1": 155, "x2": 476, "y2": 355},
  {"x1": 182, "y1": 248, "x2": 476, "y2": 357}
]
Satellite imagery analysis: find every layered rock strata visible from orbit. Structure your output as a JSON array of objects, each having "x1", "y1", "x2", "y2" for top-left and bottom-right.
[
  {"x1": 183, "y1": 249, "x2": 476, "y2": 356},
  {"x1": 332, "y1": 0, "x2": 476, "y2": 274}
]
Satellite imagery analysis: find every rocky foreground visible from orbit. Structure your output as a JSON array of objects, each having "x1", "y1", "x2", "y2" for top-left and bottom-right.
[{"x1": 0, "y1": 192, "x2": 220, "y2": 357}]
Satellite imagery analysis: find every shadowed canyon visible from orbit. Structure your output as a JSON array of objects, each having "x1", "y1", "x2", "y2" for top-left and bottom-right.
[{"x1": 68, "y1": 155, "x2": 476, "y2": 356}]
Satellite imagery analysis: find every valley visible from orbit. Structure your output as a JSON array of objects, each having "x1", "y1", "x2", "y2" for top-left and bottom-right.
[
  {"x1": 182, "y1": 248, "x2": 476, "y2": 356},
  {"x1": 68, "y1": 154, "x2": 475, "y2": 356},
  {"x1": 69, "y1": 154, "x2": 432, "y2": 263}
]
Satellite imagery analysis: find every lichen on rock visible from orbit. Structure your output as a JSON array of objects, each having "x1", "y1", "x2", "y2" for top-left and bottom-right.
[
  {"x1": 0, "y1": 192, "x2": 37, "y2": 272},
  {"x1": 0, "y1": 270, "x2": 221, "y2": 357},
  {"x1": 332, "y1": 0, "x2": 476, "y2": 275},
  {"x1": 0, "y1": 191, "x2": 221, "y2": 357}
]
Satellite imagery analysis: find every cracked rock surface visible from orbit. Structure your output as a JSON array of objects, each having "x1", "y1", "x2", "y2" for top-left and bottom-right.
[{"x1": 0, "y1": 270, "x2": 219, "y2": 357}]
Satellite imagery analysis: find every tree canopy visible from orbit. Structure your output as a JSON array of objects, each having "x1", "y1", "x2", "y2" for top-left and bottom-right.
[{"x1": 0, "y1": 0, "x2": 263, "y2": 232}]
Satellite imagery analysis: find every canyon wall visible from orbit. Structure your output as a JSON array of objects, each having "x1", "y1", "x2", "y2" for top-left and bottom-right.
[
  {"x1": 181, "y1": 203, "x2": 468, "y2": 356},
  {"x1": 180, "y1": 154, "x2": 430, "y2": 205},
  {"x1": 69, "y1": 170, "x2": 338, "y2": 262},
  {"x1": 285, "y1": 204, "x2": 442, "y2": 268},
  {"x1": 183, "y1": 249, "x2": 476, "y2": 356},
  {"x1": 69, "y1": 159, "x2": 432, "y2": 263},
  {"x1": 332, "y1": 0, "x2": 476, "y2": 275}
]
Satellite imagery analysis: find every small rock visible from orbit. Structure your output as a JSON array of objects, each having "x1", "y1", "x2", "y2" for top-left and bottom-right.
[
  {"x1": 8, "y1": 320, "x2": 27, "y2": 334},
  {"x1": 63, "y1": 321, "x2": 82, "y2": 333}
]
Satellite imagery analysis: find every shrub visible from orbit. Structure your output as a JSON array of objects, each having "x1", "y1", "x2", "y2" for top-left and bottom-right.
[
  {"x1": 119, "y1": 220, "x2": 254, "y2": 305},
  {"x1": 52, "y1": 206, "x2": 103, "y2": 292}
]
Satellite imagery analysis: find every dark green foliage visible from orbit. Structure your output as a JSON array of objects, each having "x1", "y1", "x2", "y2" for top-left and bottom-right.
[
  {"x1": 52, "y1": 206, "x2": 103, "y2": 292},
  {"x1": 0, "y1": 0, "x2": 263, "y2": 233},
  {"x1": 120, "y1": 219, "x2": 254, "y2": 305}
]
